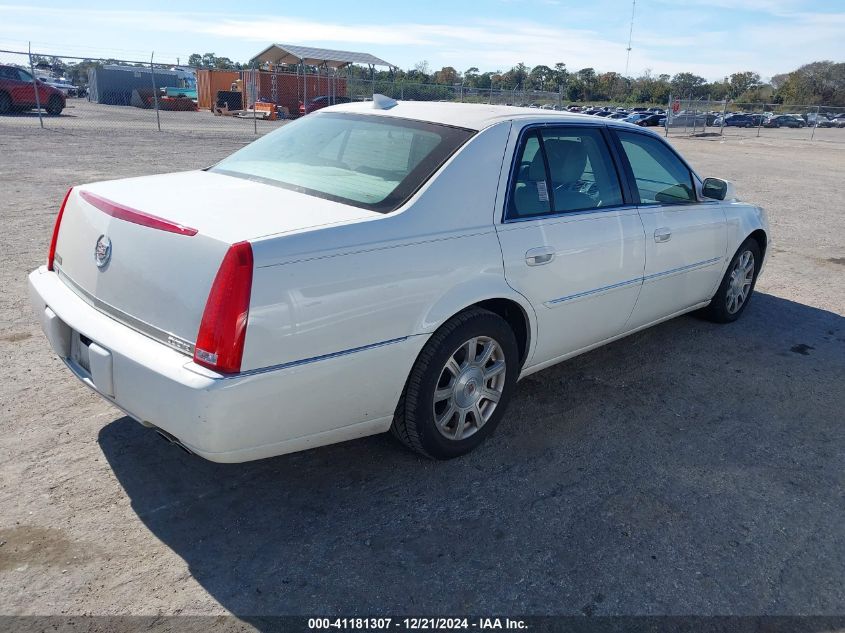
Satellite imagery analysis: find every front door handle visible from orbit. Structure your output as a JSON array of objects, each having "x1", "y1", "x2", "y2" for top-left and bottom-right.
[
  {"x1": 654, "y1": 228, "x2": 672, "y2": 243},
  {"x1": 525, "y1": 247, "x2": 555, "y2": 266}
]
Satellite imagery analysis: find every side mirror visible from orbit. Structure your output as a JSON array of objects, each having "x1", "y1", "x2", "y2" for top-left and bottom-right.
[{"x1": 702, "y1": 177, "x2": 737, "y2": 201}]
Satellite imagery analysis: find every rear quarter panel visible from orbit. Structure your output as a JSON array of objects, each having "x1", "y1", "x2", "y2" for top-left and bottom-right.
[{"x1": 242, "y1": 121, "x2": 532, "y2": 372}]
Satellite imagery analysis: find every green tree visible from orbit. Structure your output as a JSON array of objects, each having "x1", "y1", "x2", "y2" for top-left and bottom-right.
[
  {"x1": 670, "y1": 72, "x2": 707, "y2": 98},
  {"x1": 527, "y1": 64, "x2": 554, "y2": 91},
  {"x1": 433, "y1": 66, "x2": 459, "y2": 85},
  {"x1": 728, "y1": 71, "x2": 761, "y2": 99}
]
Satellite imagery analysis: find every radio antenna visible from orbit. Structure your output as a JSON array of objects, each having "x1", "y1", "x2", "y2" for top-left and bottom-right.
[{"x1": 625, "y1": 0, "x2": 636, "y2": 76}]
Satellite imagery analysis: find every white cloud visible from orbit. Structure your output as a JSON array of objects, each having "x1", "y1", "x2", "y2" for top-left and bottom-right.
[{"x1": 0, "y1": 3, "x2": 841, "y2": 80}]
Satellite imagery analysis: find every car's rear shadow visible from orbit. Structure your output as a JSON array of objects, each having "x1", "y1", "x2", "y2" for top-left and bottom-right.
[{"x1": 98, "y1": 292, "x2": 845, "y2": 620}]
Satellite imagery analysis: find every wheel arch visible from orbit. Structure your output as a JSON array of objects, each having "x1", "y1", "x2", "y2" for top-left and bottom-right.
[
  {"x1": 747, "y1": 228, "x2": 768, "y2": 263},
  {"x1": 419, "y1": 283, "x2": 537, "y2": 371}
]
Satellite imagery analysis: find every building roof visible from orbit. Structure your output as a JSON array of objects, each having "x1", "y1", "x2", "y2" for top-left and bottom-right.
[
  {"x1": 324, "y1": 100, "x2": 649, "y2": 132},
  {"x1": 252, "y1": 43, "x2": 395, "y2": 69},
  {"x1": 100, "y1": 64, "x2": 185, "y2": 77}
]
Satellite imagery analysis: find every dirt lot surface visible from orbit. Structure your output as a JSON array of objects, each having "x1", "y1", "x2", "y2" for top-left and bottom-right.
[{"x1": 1, "y1": 104, "x2": 843, "y2": 623}]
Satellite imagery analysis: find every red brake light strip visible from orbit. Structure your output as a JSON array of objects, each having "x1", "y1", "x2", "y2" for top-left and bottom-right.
[{"x1": 79, "y1": 190, "x2": 198, "y2": 236}]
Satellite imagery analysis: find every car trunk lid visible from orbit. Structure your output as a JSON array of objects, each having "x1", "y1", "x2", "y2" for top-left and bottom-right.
[{"x1": 51, "y1": 170, "x2": 375, "y2": 353}]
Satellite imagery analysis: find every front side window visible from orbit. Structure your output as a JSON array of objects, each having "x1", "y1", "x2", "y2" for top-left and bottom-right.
[
  {"x1": 210, "y1": 112, "x2": 474, "y2": 213},
  {"x1": 509, "y1": 127, "x2": 623, "y2": 219},
  {"x1": 617, "y1": 131, "x2": 696, "y2": 204}
]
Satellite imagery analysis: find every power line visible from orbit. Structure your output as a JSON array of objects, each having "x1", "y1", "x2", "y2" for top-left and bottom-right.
[{"x1": 625, "y1": 0, "x2": 636, "y2": 77}]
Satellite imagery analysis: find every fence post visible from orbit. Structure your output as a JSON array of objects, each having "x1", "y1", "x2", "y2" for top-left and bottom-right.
[
  {"x1": 810, "y1": 105, "x2": 819, "y2": 141},
  {"x1": 252, "y1": 63, "x2": 257, "y2": 135},
  {"x1": 150, "y1": 52, "x2": 161, "y2": 132},
  {"x1": 28, "y1": 42, "x2": 43, "y2": 129},
  {"x1": 720, "y1": 99, "x2": 727, "y2": 136},
  {"x1": 756, "y1": 103, "x2": 764, "y2": 138},
  {"x1": 665, "y1": 94, "x2": 671, "y2": 137}
]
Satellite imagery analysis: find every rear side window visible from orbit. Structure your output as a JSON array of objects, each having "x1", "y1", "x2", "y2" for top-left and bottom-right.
[
  {"x1": 210, "y1": 112, "x2": 474, "y2": 213},
  {"x1": 617, "y1": 131, "x2": 696, "y2": 204},
  {"x1": 509, "y1": 127, "x2": 623, "y2": 219}
]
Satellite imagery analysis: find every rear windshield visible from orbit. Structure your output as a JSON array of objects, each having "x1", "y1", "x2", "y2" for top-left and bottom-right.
[{"x1": 210, "y1": 112, "x2": 475, "y2": 213}]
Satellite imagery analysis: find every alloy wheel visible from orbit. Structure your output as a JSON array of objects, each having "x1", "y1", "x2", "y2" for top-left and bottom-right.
[
  {"x1": 726, "y1": 250, "x2": 755, "y2": 314},
  {"x1": 433, "y1": 336, "x2": 506, "y2": 441}
]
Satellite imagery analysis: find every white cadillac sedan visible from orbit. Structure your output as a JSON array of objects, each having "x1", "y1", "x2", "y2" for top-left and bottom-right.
[{"x1": 29, "y1": 98, "x2": 769, "y2": 462}]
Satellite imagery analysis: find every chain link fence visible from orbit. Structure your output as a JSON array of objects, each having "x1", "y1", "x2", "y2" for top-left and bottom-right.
[
  {"x1": 664, "y1": 97, "x2": 845, "y2": 142},
  {"x1": 3, "y1": 49, "x2": 844, "y2": 144}
]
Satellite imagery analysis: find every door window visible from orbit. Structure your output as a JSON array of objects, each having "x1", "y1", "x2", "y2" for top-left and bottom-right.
[
  {"x1": 617, "y1": 131, "x2": 696, "y2": 204},
  {"x1": 509, "y1": 127, "x2": 623, "y2": 219}
]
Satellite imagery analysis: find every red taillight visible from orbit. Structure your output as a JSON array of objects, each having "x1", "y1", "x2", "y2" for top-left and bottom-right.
[
  {"x1": 48, "y1": 187, "x2": 73, "y2": 271},
  {"x1": 193, "y1": 241, "x2": 254, "y2": 374}
]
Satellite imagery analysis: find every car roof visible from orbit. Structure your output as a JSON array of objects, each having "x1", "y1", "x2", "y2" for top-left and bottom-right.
[{"x1": 322, "y1": 99, "x2": 636, "y2": 132}]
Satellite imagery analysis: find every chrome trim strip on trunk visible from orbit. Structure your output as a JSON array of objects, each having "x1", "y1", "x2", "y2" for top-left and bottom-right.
[{"x1": 54, "y1": 266, "x2": 195, "y2": 357}]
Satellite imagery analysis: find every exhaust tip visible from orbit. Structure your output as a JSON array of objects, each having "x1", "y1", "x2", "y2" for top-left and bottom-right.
[{"x1": 154, "y1": 428, "x2": 194, "y2": 455}]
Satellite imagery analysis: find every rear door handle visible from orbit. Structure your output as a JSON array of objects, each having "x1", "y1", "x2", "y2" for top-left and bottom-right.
[
  {"x1": 525, "y1": 247, "x2": 555, "y2": 266},
  {"x1": 654, "y1": 228, "x2": 672, "y2": 243}
]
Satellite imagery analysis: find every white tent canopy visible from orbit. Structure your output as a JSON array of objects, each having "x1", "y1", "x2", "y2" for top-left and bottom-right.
[{"x1": 252, "y1": 43, "x2": 395, "y2": 69}]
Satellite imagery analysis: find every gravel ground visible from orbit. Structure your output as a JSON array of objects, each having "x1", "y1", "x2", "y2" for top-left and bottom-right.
[{"x1": 0, "y1": 105, "x2": 843, "y2": 622}]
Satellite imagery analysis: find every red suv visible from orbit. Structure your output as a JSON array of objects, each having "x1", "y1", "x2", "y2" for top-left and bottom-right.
[
  {"x1": 298, "y1": 95, "x2": 352, "y2": 115},
  {"x1": 0, "y1": 65, "x2": 66, "y2": 115}
]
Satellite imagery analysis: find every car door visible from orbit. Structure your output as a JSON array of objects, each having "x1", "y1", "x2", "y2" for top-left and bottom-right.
[
  {"x1": 611, "y1": 129, "x2": 727, "y2": 329},
  {"x1": 495, "y1": 124, "x2": 646, "y2": 368},
  {"x1": 13, "y1": 68, "x2": 37, "y2": 105}
]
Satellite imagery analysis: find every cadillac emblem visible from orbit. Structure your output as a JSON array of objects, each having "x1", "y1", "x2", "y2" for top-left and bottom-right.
[{"x1": 94, "y1": 235, "x2": 112, "y2": 268}]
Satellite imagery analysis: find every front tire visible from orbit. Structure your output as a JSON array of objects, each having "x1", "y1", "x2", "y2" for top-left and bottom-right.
[
  {"x1": 700, "y1": 239, "x2": 762, "y2": 323},
  {"x1": 391, "y1": 308, "x2": 519, "y2": 459},
  {"x1": 46, "y1": 95, "x2": 63, "y2": 115}
]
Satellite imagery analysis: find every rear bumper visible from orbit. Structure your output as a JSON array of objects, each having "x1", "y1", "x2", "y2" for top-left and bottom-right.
[{"x1": 28, "y1": 266, "x2": 408, "y2": 462}]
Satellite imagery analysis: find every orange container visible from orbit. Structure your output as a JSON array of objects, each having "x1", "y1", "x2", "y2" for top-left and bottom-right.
[{"x1": 196, "y1": 69, "x2": 241, "y2": 110}]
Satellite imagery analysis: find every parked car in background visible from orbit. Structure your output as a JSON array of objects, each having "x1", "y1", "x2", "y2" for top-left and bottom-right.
[
  {"x1": 39, "y1": 77, "x2": 80, "y2": 97},
  {"x1": 629, "y1": 113, "x2": 665, "y2": 127},
  {"x1": 608, "y1": 112, "x2": 629, "y2": 120},
  {"x1": 0, "y1": 64, "x2": 65, "y2": 115},
  {"x1": 29, "y1": 99, "x2": 769, "y2": 462},
  {"x1": 715, "y1": 113, "x2": 765, "y2": 128},
  {"x1": 299, "y1": 94, "x2": 352, "y2": 115},
  {"x1": 623, "y1": 113, "x2": 648, "y2": 125},
  {"x1": 830, "y1": 114, "x2": 845, "y2": 128},
  {"x1": 668, "y1": 111, "x2": 710, "y2": 127},
  {"x1": 764, "y1": 115, "x2": 806, "y2": 128},
  {"x1": 807, "y1": 113, "x2": 833, "y2": 128}
]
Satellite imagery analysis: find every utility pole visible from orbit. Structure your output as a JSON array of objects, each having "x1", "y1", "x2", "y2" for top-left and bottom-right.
[{"x1": 625, "y1": 0, "x2": 636, "y2": 76}]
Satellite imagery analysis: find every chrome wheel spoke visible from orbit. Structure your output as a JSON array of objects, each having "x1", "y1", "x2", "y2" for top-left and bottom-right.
[
  {"x1": 472, "y1": 403, "x2": 484, "y2": 426},
  {"x1": 480, "y1": 387, "x2": 500, "y2": 404},
  {"x1": 483, "y1": 360, "x2": 505, "y2": 380},
  {"x1": 434, "y1": 386, "x2": 453, "y2": 403},
  {"x1": 454, "y1": 410, "x2": 467, "y2": 440},
  {"x1": 477, "y1": 340, "x2": 496, "y2": 367},
  {"x1": 445, "y1": 356, "x2": 462, "y2": 378},
  {"x1": 436, "y1": 404, "x2": 456, "y2": 429},
  {"x1": 464, "y1": 338, "x2": 479, "y2": 365}
]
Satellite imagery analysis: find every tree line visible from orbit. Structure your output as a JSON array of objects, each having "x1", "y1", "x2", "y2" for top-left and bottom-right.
[{"x1": 31, "y1": 52, "x2": 845, "y2": 106}]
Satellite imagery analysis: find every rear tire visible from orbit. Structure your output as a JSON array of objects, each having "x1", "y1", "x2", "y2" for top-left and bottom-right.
[
  {"x1": 700, "y1": 239, "x2": 762, "y2": 323},
  {"x1": 391, "y1": 308, "x2": 519, "y2": 459},
  {"x1": 46, "y1": 95, "x2": 63, "y2": 115},
  {"x1": 0, "y1": 92, "x2": 11, "y2": 115}
]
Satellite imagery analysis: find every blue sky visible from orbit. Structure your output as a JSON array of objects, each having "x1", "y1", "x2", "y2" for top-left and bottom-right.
[{"x1": 1, "y1": 1, "x2": 843, "y2": 80}]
